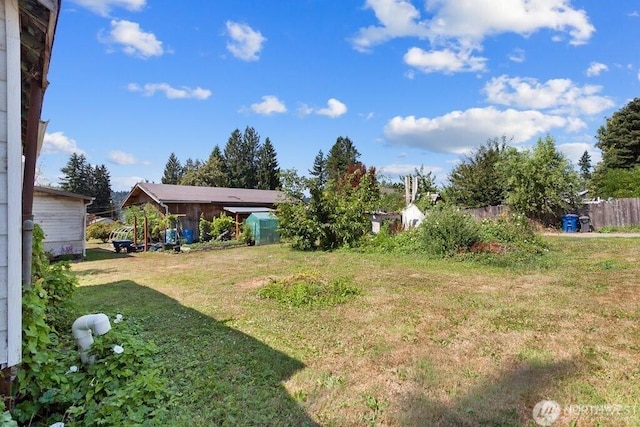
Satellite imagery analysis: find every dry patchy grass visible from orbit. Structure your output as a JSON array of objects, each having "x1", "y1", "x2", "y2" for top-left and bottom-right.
[{"x1": 72, "y1": 237, "x2": 640, "y2": 426}]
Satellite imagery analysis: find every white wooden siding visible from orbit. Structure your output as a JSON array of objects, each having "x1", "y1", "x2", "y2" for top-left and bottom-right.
[
  {"x1": 33, "y1": 194, "x2": 87, "y2": 257},
  {"x1": 0, "y1": 0, "x2": 22, "y2": 367}
]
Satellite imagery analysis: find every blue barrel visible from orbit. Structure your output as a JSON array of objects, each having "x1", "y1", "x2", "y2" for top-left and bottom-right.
[
  {"x1": 562, "y1": 214, "x2": 579, "y2": 232},
  {"x1": 165, "y1": 228, "x2": 177, "y2": 244},
  {"x1": 182, "y1": 229, "x2": 194, "y2": 244}
]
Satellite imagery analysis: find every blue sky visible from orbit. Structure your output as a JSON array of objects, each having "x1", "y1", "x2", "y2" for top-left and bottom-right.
[{"x1": 38, "y1": 0, "x2": 640, "y2": 191}]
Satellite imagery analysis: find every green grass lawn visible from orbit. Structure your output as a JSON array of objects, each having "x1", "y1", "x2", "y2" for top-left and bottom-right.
[{"x1": 72, "y1": 238, "x2": 640, "y2": 426}]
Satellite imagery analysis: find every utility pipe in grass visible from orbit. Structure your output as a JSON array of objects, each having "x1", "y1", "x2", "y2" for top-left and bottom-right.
[{"x1": 72, "y1": 314, "x2": 111, "y2": 363}]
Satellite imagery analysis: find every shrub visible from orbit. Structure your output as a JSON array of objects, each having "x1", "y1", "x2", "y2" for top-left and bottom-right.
[
  {"x1": 417, "y1": 204, "x2": 481, "y2": 256},
  {"x1": 242, "y1": 221, "x2": 255, "y2": 245},
  {"x1": 199, "y1": 214, "x2": 212, "y2": 242},
  {"x1": 86, "y1": 222, "x2": 116, "y2": 243},
  {"x1": 478, "y1": 212, "x2": 547, "y2": 254},
  {"x1": 211, "y1": 213, "x2": 235, "y2": 240}
]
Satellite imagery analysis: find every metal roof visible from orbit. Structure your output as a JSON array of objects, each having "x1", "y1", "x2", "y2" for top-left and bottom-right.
[
  {"x1": 34, "y1": 185, "x2": 93, "y2": 201},
  {"x1": 122, "y1": 182, "x2": 285, "y2": 208},
  {"x1": 223, "y1": 207, "x2": 274, "y2": 214}
]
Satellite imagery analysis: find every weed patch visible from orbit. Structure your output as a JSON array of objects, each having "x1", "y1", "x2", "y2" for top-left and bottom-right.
[{"x1": 256, "y1": 274, "x2": 361, "y2": 308}]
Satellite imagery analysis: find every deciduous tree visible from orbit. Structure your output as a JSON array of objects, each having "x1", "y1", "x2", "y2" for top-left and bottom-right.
[{"x1": 501, "y1": 135, "x2": 579, "y2": 224}]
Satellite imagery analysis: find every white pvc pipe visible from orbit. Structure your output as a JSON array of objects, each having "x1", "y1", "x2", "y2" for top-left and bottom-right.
[{"x1": 72, "y1": 314, "x2": 112, "y2": 363}]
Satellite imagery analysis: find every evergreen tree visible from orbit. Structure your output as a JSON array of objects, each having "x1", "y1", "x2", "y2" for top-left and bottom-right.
[
  {"x1": 92, "y1": 165, "x2": 114, "y2": 217},
  {"x1": 256, "y1": 137, "x2": 280, "y2": 190},
  {"x1": 326, "y1": 136, "x2": 360, "y2": 183},
  {"x1": 60, "y1": 153, "x2": 94, "y2": 196},
  {"x1": 444, "y1": 137, "x2": 509, "y2": 208},
  {"x1": 241, "y1": 126, "x2": 260, "y2": 188},
  {"x1": 181, "y1": 147, "x2": 228, "y2": 187},
  {"x1": 162, "y1": 153, "x2": 183, "y2": 184},
  {"x1": 309, "y1": 150, "x2": 328, "y2": 188},
  {"x1": 596, "y1": 98, "x2": 640, "y2": 170},
  {"x1": 224, "y1": 129, "x2": 246, "y2": 188},
  {"x1": 578, "y1": 150, "x2": 592, "y2": 181},
  {"x1": 210, "y1": 145, "x2": 228, "y2": 182}
]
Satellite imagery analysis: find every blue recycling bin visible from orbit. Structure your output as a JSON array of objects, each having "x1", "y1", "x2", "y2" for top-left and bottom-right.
[
  {"x1": 562, "y1": 214, "x2": 579, "y2": 232},
  {"x1": 182, "y1": 229, "x2": 194, "y2": 244}
]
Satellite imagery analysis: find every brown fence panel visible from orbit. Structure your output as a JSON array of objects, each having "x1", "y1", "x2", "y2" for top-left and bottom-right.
[
  {"x1": 584, "y1": 198, "x2": 640, "y2": 229},
  {"x1": 466, "y1": 199, "x2": 640, "y2": 230},
  {"x1": 466, "y1": 205, "x2": 509, "y2": 220}
]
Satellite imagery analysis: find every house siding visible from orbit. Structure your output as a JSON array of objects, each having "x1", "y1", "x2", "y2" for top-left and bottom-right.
[
  {"x1": 0, "y1": 0, "x2": 22, "y2": 367},
  {"x1": 33, "y1": 193, "x2": 87, "y2": 258}
]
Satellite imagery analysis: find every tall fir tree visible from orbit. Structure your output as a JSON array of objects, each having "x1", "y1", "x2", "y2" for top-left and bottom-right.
[
  {"x1": 256, "y1": 137, "x2": 280, "y2": 190},
  {"x1": 309, "y1": 150, "x2": 328, "y2": 189},
  {"x1": 92, "y1": 165, "x2": 114, "y2": 217},
  {"x1": 595, "y1": 97, "x2": 640, "y2": 169},
  {"x1": 578, "y1": 150, "x2": 592, "y2": 181},
  {"x1": 60, "y1": 153, "x2": 94, "y2": 196},
  {"x1": 241, "y1": 126, "x2": 260, "y2": 188},
  {"x1": 326, "y1": 136, "x2": 360, "y2": 184},
  {"x1": 223, "y1": 128, "x2": 245, "y2": 188},
  {"x1": 162, "y1": 152, "x2": 183, "y2": 184}
]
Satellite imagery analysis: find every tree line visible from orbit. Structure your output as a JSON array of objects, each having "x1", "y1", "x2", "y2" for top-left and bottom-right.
[{"x1": 161, "y1": 126, "x2": 280, "y2": 190}]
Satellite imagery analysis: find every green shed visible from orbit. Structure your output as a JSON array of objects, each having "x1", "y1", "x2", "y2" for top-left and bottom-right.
[{"x1": 245, "y1": 212, "x2": 280, "y2": 245}]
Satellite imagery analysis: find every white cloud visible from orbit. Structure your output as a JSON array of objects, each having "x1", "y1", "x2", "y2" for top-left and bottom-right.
[
  {"x1": 316, "y1": 98, "x2": 348, "y2": 118},
  {"x1": 483, "y1": 75, "x2": 615, "y2": 115},
  {"x1": 297, "y1": 103, "x2": 314, "y2": 116},
  {"x1": 379, "y1": 163, "x2": 442, "y2": 176},
  {"x1": 629, "y1": 11, "x2": 639, "y2": 17},
  {"x1": 112, "y1": 176, "x2": 146, "y2": 192},
  {"x1": 108, "y1": 150, "x2": 136, "y2": 165},
  {"x1": 69, "y1": 0, "x2": 145, "y2": 17},
  {"x1": 353, "y1": 0, "x2": 594, "y2": 51},
  {"x1": 586, "y1": 62, "x2": 608, "y2": 77},
  {"x1": 425, "y1": 0, "x2": 594, "y2": 45},
  {"x1": 351, "y1": 0, "x2": 430, "y2": 53},
  {"x1": 383, "y1": 107, "x2": 584, "y2": 154},
  {"x1": 101, "y1": 20, "x2": 163, "y2": 58},
  {"x1": 250, "y1": 95, "x2": 287, "y2": 115},
  {"x1": 404, "y1": 46, "x2": 487, "y2": 74},
  {"x1": 128, "y1": 83, "x2": 212, "y2": 99},
  {"x1": 42, "y1": 132, "x2": 85, "y2": 155},
  {"x1": 352, "y1": 0, "x2": 593, "y2": 75},
  {"x1": 557, "y1": 142, "x2": 601, "y2": 165},
  {"x1": 225, "y1": 21, "x2": 266, "y2": 61},
  {"x1": 508, "y1": 48, "x2": 526, "y2": 63}
]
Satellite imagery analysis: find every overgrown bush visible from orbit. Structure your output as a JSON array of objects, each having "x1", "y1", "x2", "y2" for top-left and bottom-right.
[
  {"x1": 478, "y1": 212, "x2": 547, "y2": 253},
  {"x1": 211, "y1": 213, "x2": 235, "y2": 240},
  {"x1": 242, "y1": 222, "x2": 255, "y2": 245},
  {"x1": 199, "y1": 214, "x2": 212, "y2": 242},
  {"x1": 12, "y1": 225, "x2": 170, "y2": 426},
  {"x1": 86, "y1": 222, "x2": 117, "y2": 243},
  {"x1": 417, "y1": 204, "x2": 481, "y2": 256}
]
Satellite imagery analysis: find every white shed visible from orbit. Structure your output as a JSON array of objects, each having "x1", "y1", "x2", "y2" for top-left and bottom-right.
[
  {"x1": 401, "y1": 203, "x2": 425, "y2": 229},
  {"x1": 33, "y1": 187, "x2": 93, "y2": 259}
]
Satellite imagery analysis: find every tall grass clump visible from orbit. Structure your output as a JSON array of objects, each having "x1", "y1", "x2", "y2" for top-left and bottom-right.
[{"x1": 257, "y1": 274, "x2": 361, "y2": 308}]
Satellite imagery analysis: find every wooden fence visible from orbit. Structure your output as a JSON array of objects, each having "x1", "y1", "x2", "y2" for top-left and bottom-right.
[
  {"x1": 582, "y1": 198, "x2": 640, "y2": 229},
  {"x1": 466, "y1": 198, "x2": 640, "y2": 230}
]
